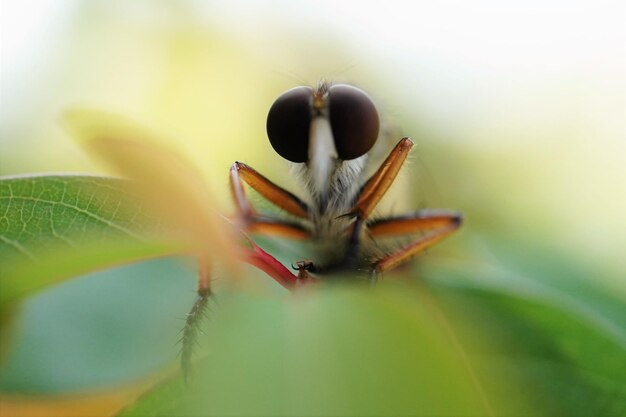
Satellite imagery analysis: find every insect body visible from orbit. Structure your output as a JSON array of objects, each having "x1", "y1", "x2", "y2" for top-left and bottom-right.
[
  {"x1": 228, "y1": 82, "x2": 461, "y2": 282},
  {"x1": 183, "y1": 82, "x2": 462, "y2": 376}
]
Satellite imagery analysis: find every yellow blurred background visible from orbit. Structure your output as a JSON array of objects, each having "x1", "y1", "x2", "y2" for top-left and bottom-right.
[{"x1": 2, "y1": 0, "x2": 624, "y2": 284}]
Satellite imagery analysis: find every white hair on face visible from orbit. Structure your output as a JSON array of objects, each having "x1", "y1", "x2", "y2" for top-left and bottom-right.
[
  {"x1": 290, "y1": 155, "x2": 366, "y2": 240},
  {"x1": 307, "y1": 117, "x2": 338, "y2": 200}
]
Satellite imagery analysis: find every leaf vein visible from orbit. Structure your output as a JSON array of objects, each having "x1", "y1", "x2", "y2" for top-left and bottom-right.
[
  {"x1": 0, "y1": 234, "x2": 36, "y2": 260},
  {"x1": 1, "y1": 196, "x2": 145, "y2": 241}
]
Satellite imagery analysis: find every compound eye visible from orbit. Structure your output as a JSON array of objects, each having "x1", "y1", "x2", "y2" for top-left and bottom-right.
[
  {"x1": 328, "y1": 84, "x2": 379, "y2": 160},
  {"x1": 266, "y1": 86, "x2": 312, "y2": 163}
]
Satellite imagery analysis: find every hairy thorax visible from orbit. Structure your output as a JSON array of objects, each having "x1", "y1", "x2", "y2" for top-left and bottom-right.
[{"x1": 290, "y1": 157, "x2": 378, "y2": 272}]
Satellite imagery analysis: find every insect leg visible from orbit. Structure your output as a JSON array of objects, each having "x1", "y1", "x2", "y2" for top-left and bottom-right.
[
  {"x1": 351, "y1": 138, "x2": 414, "y2": 219},
  {"x1": 229, "y1": 163, "x2": 315, "y2": 288},
  {"x1": 230, "y1": 162, "x2": 310, "y2": 218},
  {"x1": 372, "y1": 216, "x2": 462, "y2": 273},
  {"x1": 245, "y1": 216, "x2": 311, "y2": 239},
  {"x1": 341, "y1": 138, "x2": 413, "y2": 266},
  {"x1": 229, "y1": 162, "x2": 311, "y2": 239},
  {"x1": 241, "y1": 235, "x2": 304, "y2": 289},
  {"x1": 367, "y1": 210, "x2": 462, "y2": 237},
  {"x1": 181, "y1": 256, "x2": 213, "y2": 382}
]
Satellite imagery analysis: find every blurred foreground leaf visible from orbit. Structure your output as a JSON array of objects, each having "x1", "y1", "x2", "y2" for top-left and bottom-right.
[
  {"x1": 119, "y1": 282, "x2": 497, "y2": 417},
  {"x1": 0, "y1": 258, "x2": 195, "y2": 393},
  {"x1": 63, "y1": 109, "x2": 240, "y2": 276},
  {"x1": 0, "y1": 175, "x2": 185, "y2": 362},
  {"x1": 0, "y1": 175, "x2": 183, "y2": 308},
  {"x1": 420, "y1": 242, "x2": 626, "y2": 417},
  {"x1": 0, "y1": 378, "x2": 154, "y2": 417}
]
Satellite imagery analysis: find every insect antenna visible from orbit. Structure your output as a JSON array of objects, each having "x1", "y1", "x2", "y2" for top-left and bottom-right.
[{"x1": 270, "y1": 68, "x2": 310, "y2": 86}]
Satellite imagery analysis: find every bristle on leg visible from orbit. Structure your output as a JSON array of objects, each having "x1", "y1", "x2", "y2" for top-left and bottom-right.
[
  {"x1": 180, "y1": 257, "x2": 212, "y2": 382},
  {"x1": 181, "y1": 287, "x2": 211, "y2": 383}
]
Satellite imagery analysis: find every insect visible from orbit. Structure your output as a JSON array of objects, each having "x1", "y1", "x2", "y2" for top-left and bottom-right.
[
  {"x1": 182, "y1": 83, "x2": 461, "y2": 362},
  {"x1": 226, "y1": 82, "x2": 462, "y2": 285},
  {"x1": 67, "y1": 82, "x2": 462, "y2": 377}
]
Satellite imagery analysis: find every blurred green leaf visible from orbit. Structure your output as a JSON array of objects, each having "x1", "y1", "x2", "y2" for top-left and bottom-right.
[
  {"x1": 433, "y1": 284, "x2": 626, "y2": 417},
  {"x1": 419, "y1": 239, "x2": 626, "y2": 417},
  {"x1": 0, "y1": 257, "x2": 196, "y2": 393},
  {"x1": 0, "y1": 175, "x2": 184, "y2": 308},
  {"x1": 63, "y1": 108, "x2": 241, "y2": 275},
  {"x1": 119, "y1": 282, "x2": 497, "y2": 417},
  {"x1": 0, "y1": 175, "x2": 185, "y2": 363},
  {"x1": 1, "y1": 177, "x2": 623, "y2": 417},
  {"x1": 118, "y1": 374, "x2": 186, "y2": 417}
]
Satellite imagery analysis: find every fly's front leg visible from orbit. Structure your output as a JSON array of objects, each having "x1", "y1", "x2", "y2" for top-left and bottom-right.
[
  {"x1": 371, "y1": 212, "x2": 462, "y2": 273},
  {"x1": 242, "y1": 235, "x2": 308, "y2": 289},
  {"x1": 352, "y1": 138, "x2": 414, "y2": 220},
  {"x1": 367, "y1": 209, "x2": 462, "y2": 237},
  {"x1": 229, "y1": 162, "x2": 311, "y2": 239},
  {"x1": 229, "y1": 163, "x2": 314, "y2": 287},
  {"x1": 342, "y1": 138, "x2": 414, "y2": 266}
]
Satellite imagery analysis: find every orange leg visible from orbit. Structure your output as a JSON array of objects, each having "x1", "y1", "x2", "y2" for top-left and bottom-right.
[
  {"x1": 372, "y1": 214, "x2": 462, "y2": 273},
  {"x1": 343, "y1": 138, "x2": 414, "y2": 250},
  {"x1": 230, "y1": 162, "x2": 309, "y2": 218},
  {"x1": 229, "y1": 162, "x2": 311, "y2": 239},
  {"x1": 367, "y1": 210, "x2": 461, "y2": 237},
  {"x1": 245, "y1": 216, "x2": 311, "y2": 239},
  {"x1": 351, "y1": 138, "x2": 414, "y2": 220}
]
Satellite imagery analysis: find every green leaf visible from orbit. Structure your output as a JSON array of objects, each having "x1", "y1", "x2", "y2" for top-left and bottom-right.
[
  {"x1": 432, "y1": 284, "x2": 626, "y2": 416},
  {"x1": 0, "y1": 257, "x2": 196, "y2": 393},
  {"x1": 0, "y1": 175, "x2": 184, "y2": 308},
  {"x1": 118, "y1": 282, "x2": 500, "y2": 417},
  {"x1": 118, "y1": 374, "x2": 186, "y2": 417},
  {"x1": 1, "y1": 175, "x2": 151, "y2": 262},
  {"x1": 418, "y1": 237, "x2": 626, "y2": 417}
]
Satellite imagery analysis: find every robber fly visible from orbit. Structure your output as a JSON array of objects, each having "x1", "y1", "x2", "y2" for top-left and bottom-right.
[
  {"x1": 178, "y1": 82, "x2": 463, "y2": 376},
  {"x1": 66, "y1": 81, "x2": 461, "y2": 379},
  {"x1": 228, "y1": 82, "x2": 461, "y2": 280}
]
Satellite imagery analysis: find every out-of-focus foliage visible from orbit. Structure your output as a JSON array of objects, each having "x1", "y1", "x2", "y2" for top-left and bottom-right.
[
  {"x1": 1, "y1": 171, "x2": 624, "y2": 416},
  {"x1": 423, "y1": 256, "x2": 626, "y2": 416},
  {"x1": 63, "y1": 108, "x2": 241, "y2": 276},
  {"x1": 1, "y1": 1, "x2": 624, "y2": 416},
  {"x1": 0, "y1": 257, "x2": 195, "y2": 393},
  {"x1": 119, "y1": 282, "x2": 496, "y2": 417},
  {"x1": 117, "y1": 277, "x2": 626, "y2": 417},
  {"x1": 0, "y1": 176, "x2": 181, "y2": 309}
]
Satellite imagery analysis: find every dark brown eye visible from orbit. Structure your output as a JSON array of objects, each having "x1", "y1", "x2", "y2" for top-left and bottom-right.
[
  {"x1": 328, "y1": 84, "x2": 379, "y2": 160},
  {"x1": 266, "y1": 86, "x2": 312, "y2": 163}
]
